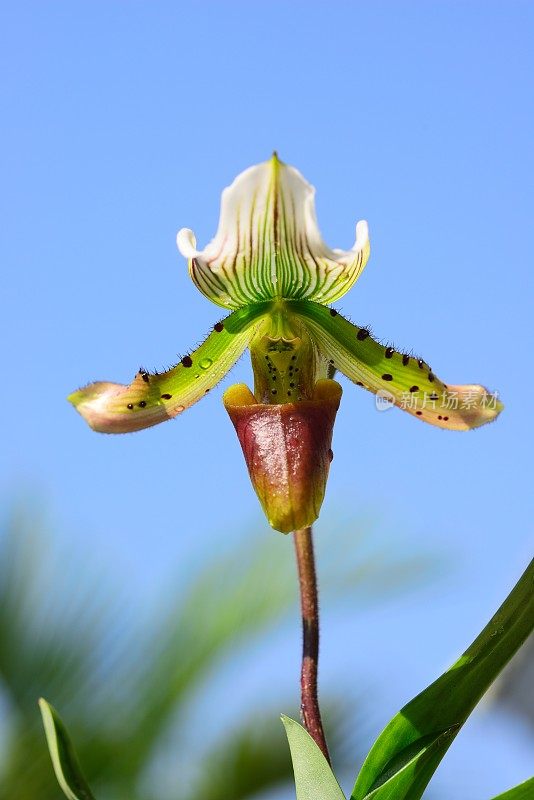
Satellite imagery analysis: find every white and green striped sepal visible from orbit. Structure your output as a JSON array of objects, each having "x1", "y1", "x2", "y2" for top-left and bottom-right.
[{"x1": 177, "y1": 153, "x2": 370, "y2": 310}]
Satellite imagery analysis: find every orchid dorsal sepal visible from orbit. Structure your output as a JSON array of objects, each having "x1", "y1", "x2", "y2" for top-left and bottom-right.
[
  {"x1": 177, "y1": 153, "x2": 370, "y2": 310},
  {"x1": 224, "y1": 379, "x2": 342, "y2": 534},
  {"x1": 68, "y1": 303, "x2": 271, "y2": 433},
  {"x1": 289, "y1": 300, "x2": 503, "y2": 431}
]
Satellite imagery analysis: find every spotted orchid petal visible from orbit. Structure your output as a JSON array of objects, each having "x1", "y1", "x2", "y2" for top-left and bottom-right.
[
  {"x1": 177, "y1": 154, "x2": 370, "y2": 310},
  {"x1": 291, "y1": 301, "x2": 503, "y2": 431},
  {"x1": 68, "y1": 304, "x2": 270, "y2": 433}
]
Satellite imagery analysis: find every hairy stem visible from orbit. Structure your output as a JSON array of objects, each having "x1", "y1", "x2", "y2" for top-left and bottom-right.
[{"x1": 293, "y1": 525, "x2": 331, "y2": 763}]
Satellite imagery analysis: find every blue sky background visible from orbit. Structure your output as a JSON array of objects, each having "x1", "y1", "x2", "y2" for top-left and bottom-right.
[{"x1": 1, "y1": 2, "x2": 533, "y2": 798}]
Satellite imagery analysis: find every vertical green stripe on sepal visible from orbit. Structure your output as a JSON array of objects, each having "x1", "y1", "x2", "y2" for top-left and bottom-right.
[
  {"x1": 68, "y1": 302, "x2": 270, "y2": 433},
  {"x1": 177, "y1": 155, "x2": 370, "y2": 309},
  {"x1": 281, "y1": 715, "x2": 346, "y2": 800},
  {"x1": 351, "y1": 560, "x2": 534, "y2": 800},
  {"x1": 290, "y1": 300, "x2": 503, "y2": 431},
  {"x1": 39, "y1": 698, "x2": 96, "y2": 800}
]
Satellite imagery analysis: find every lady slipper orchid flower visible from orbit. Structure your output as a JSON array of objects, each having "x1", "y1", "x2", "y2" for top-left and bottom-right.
[{"x1": 70, "y1": 154, "x2": 502, "y2": 533}]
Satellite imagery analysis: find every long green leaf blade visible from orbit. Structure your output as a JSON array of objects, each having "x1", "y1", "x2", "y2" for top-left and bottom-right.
[
  {"x1": 282, "y1": 715, "x2": 346, "y2": 800},
  {"x1": 39, "y1": 698, "x2": 96, "y2": 800},
  {"x1": 490, "y1": 777, "x2": 534, "y2": 799},
  {"x1": 352, "y1": 559, "x2": 534, "y2": 800}
]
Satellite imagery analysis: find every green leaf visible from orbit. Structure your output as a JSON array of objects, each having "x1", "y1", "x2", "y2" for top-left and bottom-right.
[
  {"x1": 39, "y1": 698, "x2": 96, "y2": 800},
  {"x1": 281, "y1": 715, "x2": 346, "y2": 800},
  {"x1": 489, "y1": 777, "x2": 534, "y2": 799},
  {"x1": 351, "y1": 559, "x2": 534, "y2": 800}
]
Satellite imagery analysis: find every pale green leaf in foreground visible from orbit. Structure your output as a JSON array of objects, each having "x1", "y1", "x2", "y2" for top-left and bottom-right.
[
  {"x1": 39, "y1": 698, "x2": 96, "y2": 800},
  {"x1": 489, "y1": 777, "x2": 534, "y2": 800},
  {"x1": 282, "y1": 715, "x2": 346, "y2": 800},
  {"x1": 351, "y1": 559, "x2": 534, "y2": 800}
]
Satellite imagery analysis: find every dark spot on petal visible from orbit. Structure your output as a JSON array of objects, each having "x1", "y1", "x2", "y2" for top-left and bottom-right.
[
  {"x1": 291, "y1": 355, "x2": 297, "y2": 361},
  {"x1": 402, "y1": 354, "x2": 410, "y2": 366},
  {"x1": 127, "y1": 403, "x2": 134, "y2": 410},
  {"x1": 385, "y1": 347, "x2": 394, "y2": 358},
  {"x1": 429, "y1": 392, "x2": 439, "y2": 401},
  {"x1": 205, "y1": 389, "x2": 209, "y2": 393},
  {"x1": 290, "y1": 382, "x2": 295, "y2": 388},
  {"x1": 287, "y1": 390, "x2": 291, "y2": 396},
  {"x1": 438, "y1": 415, "x2": 443, "y2": 420},
  {"x1": 161, "y1": 393, "x2": 172, "y2": 400},
  {"x1": 443, "y1": 416, "x2": 449, "y2": 421},
  {"x1": 418, "y1": 359, "x2": 424, "y2": 369},
  {"x1": 416, "y1": 410, "x2": 422, "y2": 415},
  {"x1": 428, "y1": 372, "x2": 435, "y2": 382},
  {"x1": 410, "y1": 385, "x2": 419, "y2": 392},
  {"x1": 139, "y1": 401, "x2": 147, "y2": 408},
  {"x1": 357, "y1": 328, "x2": 369, "y2": 340},
  {"x1": 272, "y1": 389, "x2": 277, "y2": 395},
  {"x1": 139, "y1": 371, "x2": 149, "y2": 383},
  {"x1": 356, "y1": 381, "x2": 364, "y2": 386},
  {"x1": 214, "y1": 322, "x2": 224, "y2": 332},
  {"x1": 327, "y1": 448, "x2": 334, "y2": 462},
  {"x1": 181, "y1": 355, "x2": 193, "y2": 368},
  {"x1": 330, "y1": 308, "x2": 338, "y2": 316},
  {"x1": 382, "y1": 373, "x2": 393, "y2": 381}
]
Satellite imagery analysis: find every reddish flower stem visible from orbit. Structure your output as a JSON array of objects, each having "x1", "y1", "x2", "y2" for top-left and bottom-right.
[{"x1": 293, "y1": 525, "x2": 331, "y2": 763}]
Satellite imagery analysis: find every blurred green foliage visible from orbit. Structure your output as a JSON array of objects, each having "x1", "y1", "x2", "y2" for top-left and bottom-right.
[{"x1": 0, "y1": 505, "x2": 433, "y2": 800}]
